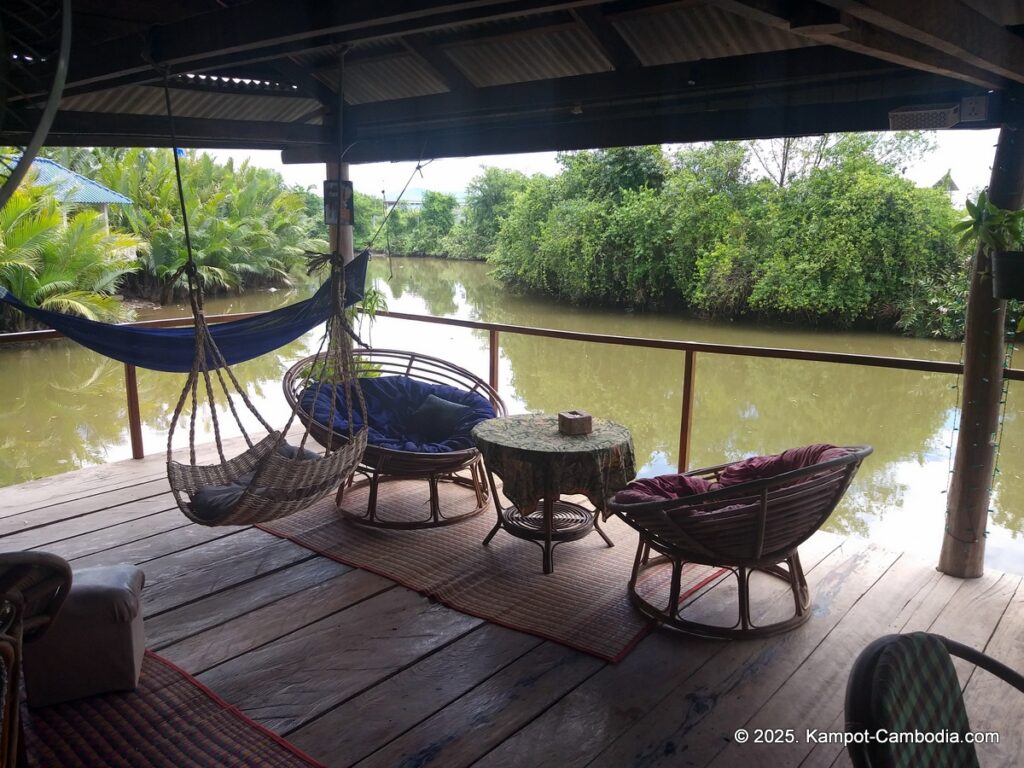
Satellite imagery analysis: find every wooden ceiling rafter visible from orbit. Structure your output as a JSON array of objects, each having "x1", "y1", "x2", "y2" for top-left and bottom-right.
[
  {"x1": 707, "y1": 0, "x2": 1011, "y2": 89},
  {"x1": 64, "y1": 0, "x2": 611, "y2": 92},
  {"x1": 399, "y1": 36, "x2": 477, "y2": 93},
  {"x1": 570, "y1": 6, "x2": 643, "y2": 70},
  {"x1": 822, "y1": 0, "x2": 1024, "y2": 85}
]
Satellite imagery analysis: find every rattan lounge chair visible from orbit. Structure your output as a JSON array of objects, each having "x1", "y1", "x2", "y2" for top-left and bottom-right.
[
  {"x1": 845, "y1": 632, "x2": 1024, "y2": 768},
  {"x1": 608, "y1": 444, "x2": 871, "y2": 638},
  {"x1": 0, "y1": 552, "x2": 72, "y2": 767},
  {"x1": 285, "y1": 349, "x2": 506, "y2": 529}
]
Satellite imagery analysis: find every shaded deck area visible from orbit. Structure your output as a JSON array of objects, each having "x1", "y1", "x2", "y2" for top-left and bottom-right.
[{"x1": 1, "y1": 445, "x2": 1022, "y2": 768}]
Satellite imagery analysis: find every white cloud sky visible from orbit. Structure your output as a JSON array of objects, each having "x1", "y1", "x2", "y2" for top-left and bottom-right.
[{"x1": 208, "y1": 128, "x2": 1001, "y2": 207}]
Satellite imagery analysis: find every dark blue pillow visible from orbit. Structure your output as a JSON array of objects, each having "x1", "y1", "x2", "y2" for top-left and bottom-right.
[
  {"x1": 408, "y1": 394, "x2": 472, "y2": 442},
  {"x1": 189, "y1": 442, "x2": 320, "y2": 519}
]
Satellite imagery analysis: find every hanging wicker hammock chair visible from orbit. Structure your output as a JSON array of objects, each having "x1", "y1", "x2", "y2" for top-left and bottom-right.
[{"x1": 160, "y1": 83, "x2": 367, "y2": 527}]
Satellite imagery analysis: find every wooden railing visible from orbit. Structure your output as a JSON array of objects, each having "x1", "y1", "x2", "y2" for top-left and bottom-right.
[{"x1": 3, "y1": 309, "x2": 1023, "y2": 467}]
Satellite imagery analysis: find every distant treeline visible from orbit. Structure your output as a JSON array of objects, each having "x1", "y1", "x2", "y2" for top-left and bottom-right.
[
  {"x1": 431, "y1": 136, "x2": 968, "y2": 339},
  {"x1": 2, "y1": 137, "x2": 972, "y2": 339}
]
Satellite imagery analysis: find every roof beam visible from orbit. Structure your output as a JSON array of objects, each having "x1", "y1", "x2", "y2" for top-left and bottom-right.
[
  {"x1": 816, "y1": 0, "x2": 1024, "y2": 84},
  {"x1": 347, "y1": 47, "x2": 904, "y2": 127},
  {"x1": 708, "y1": 0, "x2": 1007, "y2": 89},
  {"x1": 271, "y1": 58, "x2": 339, "y2": 106},
  {"x1": 570, "y1": 6, "x2": 642, "y2": 70},
  {"x1": 2, "y1": 110, "x2": 330, "y2": 149},
  {"x1": 286, "y1": 86, "x2": 996, "y2": 164},
  {"x1": 65, "y1": 0, "x2": 610, "y2": 92},
  {"x1": 399, "y1": 36, "x2": 476, "y2": 92}
]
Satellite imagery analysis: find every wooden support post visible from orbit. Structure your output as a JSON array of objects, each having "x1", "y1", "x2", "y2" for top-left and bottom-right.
[
  {"x1": 124, "y1": 363, "x2": 144, "y2": 459},
  {"x1": 939, "y1": 125, "x2": 1024, "y2": 578},
  {"x1": 326, "y1": 55, "x2": 354, "y2": 265},
  {"x1": 678, "y1": 350, "x2": 696, "y2": 473}
]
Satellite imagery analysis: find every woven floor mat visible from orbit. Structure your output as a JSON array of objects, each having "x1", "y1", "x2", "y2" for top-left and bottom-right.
[{"x1": 260, "y1": 479, "x2": 725, "y2": 662}]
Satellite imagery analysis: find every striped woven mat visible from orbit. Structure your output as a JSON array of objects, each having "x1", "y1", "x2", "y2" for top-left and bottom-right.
[
  {"x1": 260, "y1": 479, "x2": 725, "y2": 662},
  {"x1": 22, "y1": 652, "x2": 323, "y2": 768}
]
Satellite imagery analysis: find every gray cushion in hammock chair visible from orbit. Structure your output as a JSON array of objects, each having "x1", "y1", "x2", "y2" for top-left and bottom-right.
[{"x1": 189, "y1": 442, "x2": 321, "y2": 521}]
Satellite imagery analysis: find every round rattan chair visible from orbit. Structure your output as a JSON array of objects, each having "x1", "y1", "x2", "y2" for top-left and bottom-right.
[
  {"x1": 0, "y1": 552, "x2": 72, "y2": 768},
  {"x1": 285, "y1": 349, "x2": 506, "y2": 529},
  {"x1": 608, "y1": 445, "x2": 872, "y2": 639}
]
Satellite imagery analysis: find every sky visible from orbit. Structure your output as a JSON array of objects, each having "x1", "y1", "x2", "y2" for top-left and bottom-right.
[{"x1": 207, "y1": 128, "x2": 1003, "y2": 208}]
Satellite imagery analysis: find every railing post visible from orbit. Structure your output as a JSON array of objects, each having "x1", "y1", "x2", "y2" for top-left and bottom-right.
[
  {"x1": 678, "y1": 350, "x2": 696, "y2": 472},
  {"x1": 489, "y1": 328, "x2": 500, "y2": 393},
  {"x1": 123, "y1": 363, "x2": 144, "y2": 460}
]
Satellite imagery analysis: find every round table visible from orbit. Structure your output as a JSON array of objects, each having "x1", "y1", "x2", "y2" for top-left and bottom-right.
[{"x1": 471, "y1": 413, "x2": 635, "y2": 574}]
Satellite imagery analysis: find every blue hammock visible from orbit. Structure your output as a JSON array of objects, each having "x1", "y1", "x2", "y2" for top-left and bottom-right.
[{"x1": 0, "y1": 250, "x2": 368, "y2": 372}]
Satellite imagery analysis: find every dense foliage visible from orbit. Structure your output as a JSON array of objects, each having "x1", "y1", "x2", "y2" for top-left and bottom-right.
[
  {"x1": 0, "y1": 183, "x2": 141, "y2": 331},
  {"x1": 487, "y1": 138, "x2": 969, "y2": 338},
  {"x1": 38, "y1": 147, "x2": 328, "y2": 302}
]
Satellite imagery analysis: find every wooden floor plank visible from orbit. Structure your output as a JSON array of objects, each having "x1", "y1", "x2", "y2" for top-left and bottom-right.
[
  {"x1": 927, "y1": 571, "x2": 1020, "y2": 684},
  {"x1": 355, "y1": 642, "x2": 604, "y2": 768},
  {"x1": 139, "y1": 529, "x2": 314, "y2": 616},
  {"x1": 146, "y1": 555, "x2": 353, "y2": 650},
  {"x1": 471, "y1": 532, "x2": 845, "y2": 768},
  {"x1": 715, "y1": 553, "x2": 945, "y2": 768},
  {"x1": 288, "y1": 624, "x2": 542, "y2": 767},
  {"x1": 586, "y1": 542, "x2": 900, "y2": 768},
  {"x1": 800, "y1": 565, "x2": 1017, "y2": 768},
  {"x1": 0, "y1": 457, "x2": 169, "y2": 518},
  {"x1": 0, "y1": 436, "x2": 248, "y2": 518},
  {"x1": 29, "y1": 508, "x2": 191, "y2": 561},
  {"x1": 197, "y1": 587, "x2": 482, "y2": 733},
  {"x1": 2, "y1": 448, "x2": 1021, "y2": 768},
  {"x1": 0, "y1": 480, "x2": 172, "y2": 538},
  {"x1": 962, "y1": 577, "x2": 1024, "y2": 768},
  {"x1": 69, "y1": 519, "x2": 244, "y2": 570},
  {"x1": 162, "y1": 568, "x2": 393, "y2": 673}
]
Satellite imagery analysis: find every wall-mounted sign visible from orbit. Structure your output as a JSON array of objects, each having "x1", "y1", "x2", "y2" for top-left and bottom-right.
[{"x1": 323, "y1": 179, "x2": 354, "y2": 227}]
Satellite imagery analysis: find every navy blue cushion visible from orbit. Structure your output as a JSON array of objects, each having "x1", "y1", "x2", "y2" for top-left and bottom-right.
[
  {"x1": 299, "y1": 375, "x2": 495, "y2": 453},
  {"x1": 189, "y1": 442, "x2": 321, "y2": 520}
]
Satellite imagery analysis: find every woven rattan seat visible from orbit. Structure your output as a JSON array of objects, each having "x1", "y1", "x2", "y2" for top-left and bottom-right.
[
  {"x1": 0, "y1": 552, "x2": 72, "y2": 767},
  {"x1": 845, "y1": 632, "x2": 1024, "y2": 768},
  {"x1": 608, "y1": 445, "x2": 871, "y2": 638},
  {"x1": 285, "y1": 349, "x2": 506, "y2": 529}
]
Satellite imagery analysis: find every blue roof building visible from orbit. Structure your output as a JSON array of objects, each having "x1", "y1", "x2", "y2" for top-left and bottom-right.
[{"x1": 27, "y1": 157, "x2": 131, "y2": 205}]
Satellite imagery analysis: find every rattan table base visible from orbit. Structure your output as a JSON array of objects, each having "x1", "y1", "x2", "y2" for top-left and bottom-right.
[{"x1": 483, "y1": 498, "x2": 613, "y2": 574}]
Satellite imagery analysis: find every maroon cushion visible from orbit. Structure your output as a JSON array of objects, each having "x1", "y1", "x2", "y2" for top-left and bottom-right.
[
  {"x1": 716, "y1": 443, "x2": 850, "y2": 487},
  {"x1": 613, "y1": 473, "x2": 712, "y2": 504}
]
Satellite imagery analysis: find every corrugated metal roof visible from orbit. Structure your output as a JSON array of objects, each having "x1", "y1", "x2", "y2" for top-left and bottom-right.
[
  {"x1": 344, "y1": 54, "x2": 450, "y2": 104},
  {"x1": 613, "y1": 4, "x2": 815, "y2": 67},
  {"x1": 60, "y1": 85, "x2": 322, "y2": 124},
  {"x1": 442, "y1": 24, "x2": 611, "y2": 87},
  {"x1": 26, "y1": 157, "x2": 131, "y2": 204}
]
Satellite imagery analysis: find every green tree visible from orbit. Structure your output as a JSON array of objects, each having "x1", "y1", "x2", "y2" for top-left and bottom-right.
[
  {"x1": 445, "y1": 167, "x2": 527, "y2": 260},
  {"x1": 410, "y1": 191, "x2": 457, "y2": 256},
  {"x1": 1, "y1": 184, "x2": 141, "y2": 331}
]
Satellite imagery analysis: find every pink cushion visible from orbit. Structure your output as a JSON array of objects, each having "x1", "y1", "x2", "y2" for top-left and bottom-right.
[
  {"x1": 613, "y1": 473, "x2": 712, "y2": 504},
  {"x1": 612, "y1": 444, "x2": 851, "y2": 505},
  {"x1": 716, "y1": 444, "x2": 849, "y2": 487}
]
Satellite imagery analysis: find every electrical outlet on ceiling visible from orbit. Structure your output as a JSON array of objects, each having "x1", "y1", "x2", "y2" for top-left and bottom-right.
[{"x1": 961, "y1": 95, "x2": 989, "y2": 122}]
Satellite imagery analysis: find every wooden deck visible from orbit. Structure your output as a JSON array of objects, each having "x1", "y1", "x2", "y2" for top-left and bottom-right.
[{"x1": 2, "y1": 446, "x2": 1022, "y2": 768}]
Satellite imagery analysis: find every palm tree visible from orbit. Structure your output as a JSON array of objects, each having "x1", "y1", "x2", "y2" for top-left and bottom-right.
[{"x1": 1, "y1": 184, "x2": 142, "y2": 331}]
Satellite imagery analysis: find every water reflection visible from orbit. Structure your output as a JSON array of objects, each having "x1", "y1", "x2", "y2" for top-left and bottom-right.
[{"x1": 1, "y1": 256, "x2": 1020, "y2": 573}]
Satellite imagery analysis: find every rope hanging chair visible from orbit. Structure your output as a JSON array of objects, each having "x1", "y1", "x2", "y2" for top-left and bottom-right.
[{"x1": 159, "y1": 83, "x2": 367, "y2": 527}]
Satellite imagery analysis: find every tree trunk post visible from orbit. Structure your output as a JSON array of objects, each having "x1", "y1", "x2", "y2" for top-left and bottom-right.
[
  {"x1": 326, "y1": 54, "x2": 354, "y2": 264},
  {"x1": 939, "y1": 124, "x2": 1024, "y2": 577}
]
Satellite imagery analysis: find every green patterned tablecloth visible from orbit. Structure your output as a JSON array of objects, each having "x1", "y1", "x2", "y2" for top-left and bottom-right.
[{"x1": 472, "y1": 414, "x2": 636, "y2": 516}]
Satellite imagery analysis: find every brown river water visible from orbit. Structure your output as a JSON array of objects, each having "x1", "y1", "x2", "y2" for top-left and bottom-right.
[{"x1": 2, "y1": 256, "x2": 1021, "y2": 572}]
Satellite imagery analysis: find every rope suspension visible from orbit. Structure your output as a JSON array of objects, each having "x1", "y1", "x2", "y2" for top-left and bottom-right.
[{"x1": 160, "y1": 73, "x2": 368, "y2": 527}]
